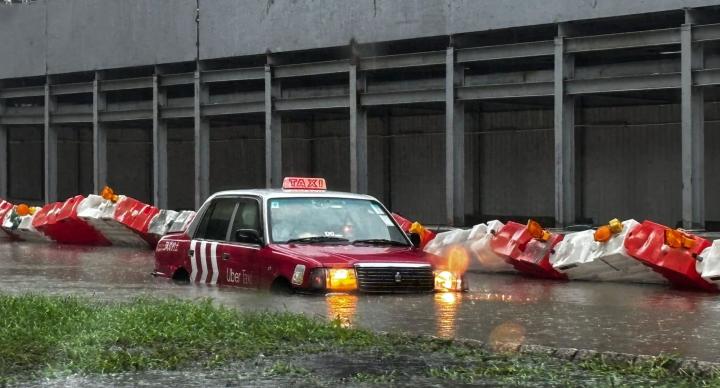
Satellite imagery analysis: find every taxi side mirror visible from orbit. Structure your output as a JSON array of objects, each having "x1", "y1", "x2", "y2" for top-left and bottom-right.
[
  {"x1": 235, "y1": 229, "x2": 262, "y2": 245},
  {"x1": 408, "y1": 232, "x2": 422, "y2": 247}
]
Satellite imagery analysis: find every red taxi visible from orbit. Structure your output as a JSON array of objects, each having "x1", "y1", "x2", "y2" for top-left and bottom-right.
[{"x1": 153, "y1": 178, "x2": 466, "y2": 294}]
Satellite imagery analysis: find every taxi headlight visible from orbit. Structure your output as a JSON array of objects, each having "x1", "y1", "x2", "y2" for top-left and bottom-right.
[
  {"x1": 326, "y1": 268, "x2": 358, "y2": 291},
  {"x1": 434, "y1": 270, "x2": 464, "y2": 292}
]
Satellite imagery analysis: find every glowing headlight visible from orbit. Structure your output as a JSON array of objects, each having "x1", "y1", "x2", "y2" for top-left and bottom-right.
[
  {"x1": 434, "y1": 270, "x2": 464, "y2": 292},
  {"x1": 326, "y1": 268, "x2": 358, "y2": 291}
]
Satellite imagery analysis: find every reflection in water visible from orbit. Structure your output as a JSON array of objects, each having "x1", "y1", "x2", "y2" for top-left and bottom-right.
[
  {"x1": 325, "y1": 293, "x2": 358, "y2": 328},
  {"x1": 434, "y1": 292, "x2": 462, "y2": 339},
  {"x1": 488, "y1": 322, "x2": 526, "y2": 351}
]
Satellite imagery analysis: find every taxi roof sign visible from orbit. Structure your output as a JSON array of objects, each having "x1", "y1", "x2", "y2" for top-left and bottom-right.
[{"x1": 282, "y1": 177, "x2": 327, "y2": 191}]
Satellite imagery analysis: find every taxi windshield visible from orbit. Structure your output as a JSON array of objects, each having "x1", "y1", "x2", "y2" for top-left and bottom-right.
[{"x1": 267, "y1": 197, "x2": 409, "y2": 245}]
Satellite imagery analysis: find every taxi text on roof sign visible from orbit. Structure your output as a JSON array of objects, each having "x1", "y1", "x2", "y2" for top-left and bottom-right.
[{"x1": 282, "y1": 177, "x2": 327, "y2": 191}]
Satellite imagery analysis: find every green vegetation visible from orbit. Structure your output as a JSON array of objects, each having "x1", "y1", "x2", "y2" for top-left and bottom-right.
[{"x1": 0, "y1": 294, "x2": 717, "y2": 386}]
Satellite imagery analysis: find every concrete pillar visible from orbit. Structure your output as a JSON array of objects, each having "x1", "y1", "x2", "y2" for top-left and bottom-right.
[
  {"x1": 153, "y1": 73, "x2": 168, "y2": 209},
  {"x1": 194, "y1": 70, "x2": 210, "y2": 209},
  {"x1": 44, "y1": 77, "x2": 58, "y2": 203},
  {"x1": 349, "y1": 64, "x2": 368, "y2": 194},
  {"x1": 445, "y1": 46, "x2": 465, "y2": 226},
  {"x1": 264, "y1": 65, "x2": 282, "y2": 188},
  {"x1": 681, "y1": 20, "x2": 705, "y2": 229},
  {"x1": 0, "y1": 84, "x2": 6, "y2": 199},
  {"x1": 92, "y1": 71, "x2": 107, "y2": 195},
  {"x1": 554, "y1": 29, "x2": 576, "y2": 227}
]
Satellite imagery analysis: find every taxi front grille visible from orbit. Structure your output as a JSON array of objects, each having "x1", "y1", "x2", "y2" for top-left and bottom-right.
[{"x1": 355, "y1": 266, "x2": 434, "y2": 293}]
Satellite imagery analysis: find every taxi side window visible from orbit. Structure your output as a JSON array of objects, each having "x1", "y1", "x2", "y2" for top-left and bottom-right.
[
  {"x1": 195, "y1": 198, "x2": 237, "y2": 241},
  {"x1": 230, "y1": 199, "x2": 261, "y2": 242}
]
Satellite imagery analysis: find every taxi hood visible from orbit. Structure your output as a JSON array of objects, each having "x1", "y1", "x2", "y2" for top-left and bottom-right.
[{"x1": 272, "y1": 243, "x2": 440, "y2": 268}]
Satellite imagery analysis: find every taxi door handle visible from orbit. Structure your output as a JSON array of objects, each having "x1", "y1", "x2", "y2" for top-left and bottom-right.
[{"x1": 222, "y1": 253, "x2": 231, "y2": 260}]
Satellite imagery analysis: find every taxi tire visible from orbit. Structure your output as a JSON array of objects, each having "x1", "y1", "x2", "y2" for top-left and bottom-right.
[
  {"x1": 171, "y1": 267, "x2": 190, "y2": 282},
  {"x1": 270, "y1": 277, "x2": 293, "y2": 295}
]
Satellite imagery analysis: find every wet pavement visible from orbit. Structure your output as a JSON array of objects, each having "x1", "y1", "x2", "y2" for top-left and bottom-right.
[{"x1": 1, "y1": 241, "x2": 720, "y2": 362}]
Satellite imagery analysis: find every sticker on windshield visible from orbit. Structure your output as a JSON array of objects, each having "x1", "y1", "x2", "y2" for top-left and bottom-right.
[
  {"x1": 271, "y1": 201, "x2": 280, "y2": 209},
  {"x1": 370, "y1": 203, "x2": 384, "y2": 214},
  {"x1": 379, "y1": 215, "x2": 394, "y2": 226}
]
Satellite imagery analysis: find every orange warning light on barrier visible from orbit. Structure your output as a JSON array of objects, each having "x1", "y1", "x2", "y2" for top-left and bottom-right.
[
  {"x1": 527, "y1": 219, "x2": 551, "y2": 242},
  {"x1": 664, "y1": 228, "x2": 696, "y2": 249},
  {"x1": 15, "y1": 204, "x2": 30, "y2": 216},
  {"x1": 593, "y1": 218, "x2": 623, "y2": 243},
  {"x1": 101, "y1": 186, "x2": 119, "y2": 203}
]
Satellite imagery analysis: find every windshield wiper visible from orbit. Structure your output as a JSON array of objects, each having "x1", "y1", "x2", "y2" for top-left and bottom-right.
[
  {"x1": 351, "y1": 239, "x2": 409, "y2": 247},
  {"x1": 286, "y1": 236, "x2": 349, "y2": 244}
]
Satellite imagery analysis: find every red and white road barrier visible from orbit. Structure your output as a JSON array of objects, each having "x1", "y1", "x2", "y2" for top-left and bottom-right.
[
  {"x1": 550, "y1": 219, "x2": 666, "y2": 284},
  {"x1": 697, "y1": 240, "x2": 720, "y2": 287},
  {"x1": 0, "y1": 200, "x2": 14, "y2": 239},
  {"x1": 424, "y1": 220, "x2": 516, "y2": 273},
  {"x1": 490, "y1": 221, "x2": 567, "y2": 280},
  {"x1": 77, "y1": 195, "x2": 158, "y2": 248},
  {"x1": 624, "y1": 221, "x2": 717, "y2": 292},
  {"x1": 32, "y1": 196, "x2": 110, "y2": 246},
  {"x1": 1, "y1": 206, "x2": 50, "y2": 242}
]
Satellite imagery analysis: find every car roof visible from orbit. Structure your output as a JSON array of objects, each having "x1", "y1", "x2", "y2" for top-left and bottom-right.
[{"x1": 208, "y1": 189, "x2": 378, "y2": 202}]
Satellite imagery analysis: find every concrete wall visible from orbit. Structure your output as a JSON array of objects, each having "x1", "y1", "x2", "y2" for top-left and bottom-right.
[
  {"x1": 6, "y1": 126, "x2": 43, "y2": 204},
  {"x1": 106, "y1": 127, "x2": 152, "y2": 203},
  {"x1": 3, "y1": 0, "x2": 719, "y2": 78},
  {"x1": 0, "y1": 2, "x2": 46, "y2": 79},
  {"x1": 200, "y1": 0, "x2": 720, "y2": 59},
  {"x1": 57, "y1": 126, "x2": 93, "y2": 201}
]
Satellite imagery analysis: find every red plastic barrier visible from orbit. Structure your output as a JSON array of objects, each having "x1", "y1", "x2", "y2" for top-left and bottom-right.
[
  {"x1": 0, "y1": 199, "x2": 15, "y2": 239},
  {"x1": 32, "y1": 196, "x2": 111, "y2": 245},
  {"x1": 391, "y1": 213, "x2": 436, "y2": 248},
  {"x1": 624, "y1": 221, "x2": 717, "y2": 292},
  {"x1": 490, "y1": 221, "x2": 567, "y2": 280},
  {"x1": 113, "y1": 197, "x2": 160, "y2": 247}
]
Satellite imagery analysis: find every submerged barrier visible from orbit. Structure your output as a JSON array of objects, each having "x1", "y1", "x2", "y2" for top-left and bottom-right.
[
  {"x1": 424, "y1": 218, "x2": 720, "y2": 293},
  {"x1": 2, "y1": 189, "x2": 720, "y2": 293},
  {"x1": 0, "y1": 187, "x2": 195, "y2": 249}
]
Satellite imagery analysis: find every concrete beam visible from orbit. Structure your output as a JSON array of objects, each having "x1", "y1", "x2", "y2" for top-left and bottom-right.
[
  {"x1": 361, "y1": 89, "x2": 445, "y2": 106},
  {"x1": 456, "y1": 40, "x2": 554, "y2": 63},
  {"x1": 565, "y1": 27, "x2": 680, "y2": 53},
  {"x1": 265, "y1": 65, "x2": 282, "y2": 188},
  {"x1": 0, "y1": 85, "x2": 45, "y2": 99},
  {"x1": 202, "y1": 67, "x2": 265, "y2": 83},
  {"x1": 275, "y1": 95, "x2": 350, "y2": 111},
  {"x1": 457, "y1": 82, "x2": 554, "y2": 100},
  {"x1": 51, "y1": 82, "x2": 94, "y2": 96},
  {"x1": 681, "y1": 23, "x2": 705, "y2": 229},
  {"x1": 275, "y1": 60, "x2": 350, "y2": 78},
  {"x1": 99, "y1": 76, "x2": 154, "y2": 92},
  {"x1": 44, "y1": 79, "x2": 58, "y2": 203},
  {"x1": 93, "y1": 72, "x2": 107, "y2": 195},
  {"x1": 194, "y1": 70, "x2": 210, "y2": 209},
  {"x1": 360, "y1": 51, "x2": 446, "y2": 71},
  {"x1": 566, "y1": 73, "x2": 680, "y2": 95},
  {"x1": 446, "y1": 47, "x2": 465, "y2": 226},
  {"x1": 349, "y1": 64, "x2": 368, "y2": 194},
  {"x1": 153, "y1": 73, "x2": 168, "y2": 209},
  {"x1": 554, "y1": 35, "x2": 576, "y2": 227}
]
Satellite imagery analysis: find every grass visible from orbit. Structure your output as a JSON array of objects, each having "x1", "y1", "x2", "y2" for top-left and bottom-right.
[{"x1": 0, "y1": 294, "x2": 718, "y2": 386}]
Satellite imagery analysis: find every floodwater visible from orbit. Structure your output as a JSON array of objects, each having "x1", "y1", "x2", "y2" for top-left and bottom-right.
[{"x1": 1, "y1": 242, "x2": 720, "y2": 362}]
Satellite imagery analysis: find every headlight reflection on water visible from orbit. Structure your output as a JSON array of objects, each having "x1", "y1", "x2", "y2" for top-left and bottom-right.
[
  {"x1": 326, "y1": 293, "x2": 358, "y2": 328},
  {"x1": 434, "y1": 292, "x2": 462, "y2": 339}
]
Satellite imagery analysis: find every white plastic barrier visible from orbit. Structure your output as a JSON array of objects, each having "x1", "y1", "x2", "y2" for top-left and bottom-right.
[
  {"x1": 424, "y1": 220, "x2": 515, "y2": 273},
  {"x1": 697, "y1": 240, "x2": 720, "y2": 287},
  {"x1": 167, "y1": 210, "x2": 195, "y2": 234},
  {"x1": 147, "y1": 209, "x2": 179, "y2": 238},
  {"x1": 1, "y1": 211, "x2": 50, "y2": 242},
  {"x1": 550, "y1": 219, "x2": 665, "y2": 284},
  {"x1": 76, "y1": 195, "x2": 148, "y2": 247}
]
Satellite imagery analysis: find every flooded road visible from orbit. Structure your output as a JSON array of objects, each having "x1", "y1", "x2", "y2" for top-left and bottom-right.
[{"x1": 1, "y1": 242, "x2": 720, "y2": 362}]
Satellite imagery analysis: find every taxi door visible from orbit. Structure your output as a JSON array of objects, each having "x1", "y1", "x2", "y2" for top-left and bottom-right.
[
  {"x1": 189, "y1": 197, "x2": 237, "y2": 285},
  {"x1": 217, "y1": 197, "x2": 262, "y2": 289}
]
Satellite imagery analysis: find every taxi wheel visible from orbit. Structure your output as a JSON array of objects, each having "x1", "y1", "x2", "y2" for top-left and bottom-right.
[
  {"x1": 172, "y1": 268, "x2": 190, "y2": 282},
  {"x1": 270, "y1": 277, "x2": 293, "y2": 295}
]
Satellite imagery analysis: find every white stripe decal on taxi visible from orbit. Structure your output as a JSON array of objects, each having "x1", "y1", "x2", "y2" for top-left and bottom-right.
[
  {"x1": 199, "y1": 241, "x2": 209, "y2": 283},
  {"x1": 210, "y1": 242, "x2": 219, "y2": 285},
  {"x1": 189, "y1": 240, "x2": 198, "y2": 282}
]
